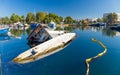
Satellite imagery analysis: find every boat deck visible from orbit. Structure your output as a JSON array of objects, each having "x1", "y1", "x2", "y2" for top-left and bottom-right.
[{"x1": 13, "y1": 33, "x2": 76, "y2": 64}]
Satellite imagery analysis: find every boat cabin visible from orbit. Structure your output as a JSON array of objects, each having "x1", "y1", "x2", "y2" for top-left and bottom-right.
[{"x1": 27, "y1": 24, "x2": 52, "y2": 47}]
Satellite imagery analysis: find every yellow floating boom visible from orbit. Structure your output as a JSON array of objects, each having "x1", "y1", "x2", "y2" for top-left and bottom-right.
[{"x1": 86, "y1": 38, "x2": 107, "y2": 75}]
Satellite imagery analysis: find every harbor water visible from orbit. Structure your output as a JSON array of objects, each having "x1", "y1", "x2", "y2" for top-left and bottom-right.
[{"x1": 0, "y1": 26, "x2": 120, "y2": 75}]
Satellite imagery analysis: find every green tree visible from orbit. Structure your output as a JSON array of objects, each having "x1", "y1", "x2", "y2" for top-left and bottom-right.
[
  {"x1": 97, "y1": 18, "x2": 103, "y2": 22},
  {"x1": 10, "y1": 13, "x2": 20, "y2": 23},
  {"x1": 43, "y1": 15, "x2": 50, "y2": 24},
  {"x1": 0, "y1": 17, "x2": 11, "y2": 24},
  {"x1": 21, "y1": 15, "x2": 25, "y2": 24},
  {"x1": 49, "y1": 13, "x2": 59, "y2": 22},
  {"x1": 26, "y1": 12, "x2": 35, "y2": 24},
  {"x1": 43, "y1": 13, "x2": 60, "y2": 24},
  {"x1": 102, "y1": 17, "x2": 107, "y2": 23},
  {"x1": 81, "y1": 19, "x2": 89, "y2": 25},
  {"x1": 54, "y1": 16, "x2": 60, "y2": 23},
  {"x1": 0, "y1": 18, "x2": 1, "y2": 24},
  {"x1": 36, "y1": 12, "x2": 46, "y2": 23},
  {"x1": 59, "y1": 16, "x2": 63, "y2": 22},
  {"x1": 106, "y1": 13, "x2": 118, "y2": 25},
  {"x1": 4, "y1": 17, "x2": 10, "y2": 24},
  {"x1": 0, "y1": 17, "x2": 4, "y2": 24},
  {"x1": 64, "y1": 16, "x2": 73, "y2": 24}
]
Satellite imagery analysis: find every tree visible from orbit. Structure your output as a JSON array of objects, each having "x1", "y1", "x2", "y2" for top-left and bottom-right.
[
  {"x1": 81, "y1": 19, "x2": 90, "y2": 25},
  {"x1": 26, "y1": 12, "x2": 35, "y2": 24},
  {"x1": 49, "y1": 13, "x2": 59, "y2": 22},
  {"x1": 64, "y1": 16, "x2": 73, "y2": 24},
  {"x1": 106, "y1": 13, "x2": 118, "y2": 25},
  {"x1": 102, "y1": 17, "x2": 107, "y2": 23},
  {"x1": 0, "y1": 17, "x2": 10, "y2": 24},
  {"x1": 36, "y1": 12, "x2": 46, "y2": 23},
  {"x1": 10, "y1": 13, "x2": 20, "y2": 23},
  {"x1": 4, "y1": 17, "x2": 10, "y2": 24},
  {"x1": 59, "y1": 16, "x2": 63, "y2": 22},
  {"x1": 0, "y1": 12, "x2": 65, "y2": 24},
  {"x1": 10, "y1": 13, "x2": 16, "y2": 23},
  {"x1": 97, "y1": 18, "x2": 103, "y2": 22},
  {"x1": 43, "y1": 13, "x2": 61, "y2": 24},
  {"x1": 43, "y1": 15, "x2": 50, "y2": 24},
  {"x1": 54, "y1": 16, "x2": 60, "y2": 23},
  {"x1": 21, "y1": 15, "x2": 25, "y2": 23},
  {"x1": 0, "y1": 18, "x2": 1, "y2": 24}
]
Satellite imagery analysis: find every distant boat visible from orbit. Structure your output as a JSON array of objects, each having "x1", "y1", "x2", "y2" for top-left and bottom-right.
[
  {"x1": 110, "y1": 24, "x2": 120, "y2": 30},
  {"x1": 13, "y1": 23, "x2": 76, "y2": 64},
  {"x1": 0, "y1": 27, "x2": 10, "y2": 35},
  {"x1": 12, "y1": 22, "x2": 25, "y2": 30},
  {"x1": 30, "y1": 23, "x2": 38, "y2": 30},
  {"x1": 89, "y1": 23, "x2": 105, "y2": 26},
  {"x1": 48, "y1": 21, "x2": 56, "y2": 30}
]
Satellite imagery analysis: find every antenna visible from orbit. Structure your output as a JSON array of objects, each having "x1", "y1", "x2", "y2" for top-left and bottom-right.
[{"x1": 34, "y1": 8, "x2": 36, "y2": 22}]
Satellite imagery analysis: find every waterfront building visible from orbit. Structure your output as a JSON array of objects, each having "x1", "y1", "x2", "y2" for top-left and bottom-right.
[
  {"x1": 88, "y1": 18, "x2": 98, "y2": 22},
  {"x1": 88, "y1": 18, "x2": 98, "y2": 24}
]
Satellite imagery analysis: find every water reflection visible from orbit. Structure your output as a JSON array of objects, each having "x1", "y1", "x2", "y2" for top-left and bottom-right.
[
  {"x1": 56, "y1": 25, "x2": 120, "y2": 37},
  {"x1": 9, "y1": 25, "x2": 120, "y2": 38},
  {"x1": 102, "y1": 28, "x2": 116, "y2": 37},
  {"x1": 1, "y1": 25, "x2": 120, "y2": 75},
  {"x1": 0, "y1": 35, "x2": 10, "y2": 41},
  {"x1": 9, "y1": 27, "x2": 30, "y2": 37},
  {"x1": 56, "y1": 26, "x2": 75, "y2": 32},
  {"x1": 0, "y1": 27, "x2": 30, "y2": 42},
  {"x1": 0, "y1": 25, "x2": 119, "y2": 42}
]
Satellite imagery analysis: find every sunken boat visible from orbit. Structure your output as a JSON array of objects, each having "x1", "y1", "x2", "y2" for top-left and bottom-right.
[{"x1": 13, "y1": 23, "x2": 76, "y2": 64}]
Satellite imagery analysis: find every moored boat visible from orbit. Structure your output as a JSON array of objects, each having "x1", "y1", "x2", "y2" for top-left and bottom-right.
[
  {"x1": 0, "y1": 27, "x2": 10, "y2": 35},
  {"x1": 89, "y1": 23, "x2": 105, "y2": 26},
  {"x1": 110, "y1": 24, "x2": 120, "y2": 30}
]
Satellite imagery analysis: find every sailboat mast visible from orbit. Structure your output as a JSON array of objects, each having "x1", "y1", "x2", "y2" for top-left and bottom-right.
[{"x1": 34, "y1": 9, "x2": 36, "y2": 22}]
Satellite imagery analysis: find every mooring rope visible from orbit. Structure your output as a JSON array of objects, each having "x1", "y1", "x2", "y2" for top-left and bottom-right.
[{"x1": 86, "y1": 38, "x2": 107, "y2": 75}]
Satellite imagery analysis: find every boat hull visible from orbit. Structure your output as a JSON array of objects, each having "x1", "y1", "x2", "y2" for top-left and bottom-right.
[
  {"x1": 0, "y1": 28, "x2": 9, "y2": 35},
  {"x1": 110, "y1": 26, "x2": 120, "y2": 30},
  {"x1": 89, "y1": 23, "x2": 105, "y2": 26}
]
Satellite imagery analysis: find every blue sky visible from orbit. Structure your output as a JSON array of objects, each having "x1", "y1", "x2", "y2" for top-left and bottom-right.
[{"x1": 0, "y1": 0, "x2": 120, "y2": 19}]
